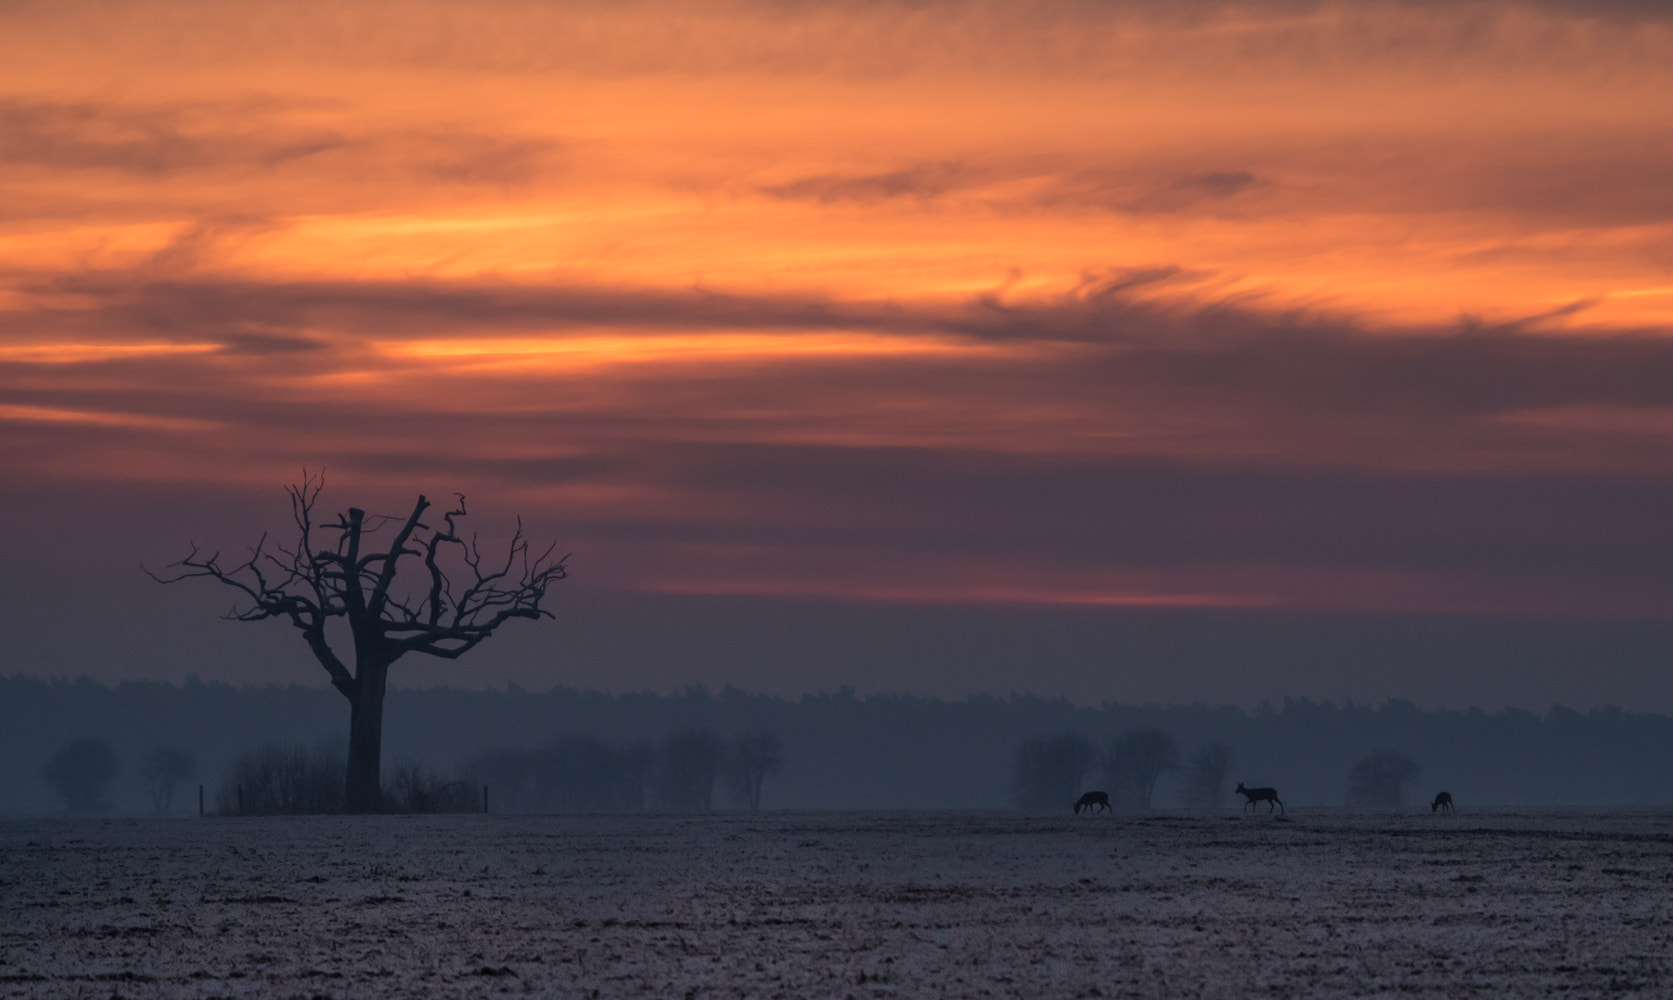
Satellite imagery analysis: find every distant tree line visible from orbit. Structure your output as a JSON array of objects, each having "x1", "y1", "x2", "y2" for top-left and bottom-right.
[
  {"x1": 464, "y1": 728, "x2": 783, "y2": 814},
  {"x1": 15, "y1": 677, "x2": 1673, "y2": 813}
]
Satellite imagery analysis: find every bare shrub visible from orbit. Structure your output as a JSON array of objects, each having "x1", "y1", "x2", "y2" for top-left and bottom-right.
[
  {"x1": 383, "y1": 759, "x2": 480, "y2": 813},
  {"x1": 219, "y1": 741, "x2": 344, "y2": 815}
]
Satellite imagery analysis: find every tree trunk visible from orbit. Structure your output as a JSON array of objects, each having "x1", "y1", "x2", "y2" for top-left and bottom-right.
[{"x1": 343, "y1": 658, "x2": 389, "y2": 813}]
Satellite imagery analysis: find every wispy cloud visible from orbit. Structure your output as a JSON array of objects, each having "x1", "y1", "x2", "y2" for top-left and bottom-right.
[{"x1": 760, "y1": 162, "x2": 972, "y2": 203}]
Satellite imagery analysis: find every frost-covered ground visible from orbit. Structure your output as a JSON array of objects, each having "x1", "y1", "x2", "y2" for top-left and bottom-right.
[{"x1": 4, "y1": 809, "x2": 1672, "y2": 998}]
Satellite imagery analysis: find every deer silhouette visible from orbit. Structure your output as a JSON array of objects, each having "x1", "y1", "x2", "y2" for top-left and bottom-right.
[
  {"x1": 1235, "y1": 782, "x2": 1284, "y2": 814},
  {"x1": 1074, "y1": 790, "x2": 1111, "y2": 815},
  {"x1": 1431, "y1": 791, "x2": 1454, "y2": 814}
]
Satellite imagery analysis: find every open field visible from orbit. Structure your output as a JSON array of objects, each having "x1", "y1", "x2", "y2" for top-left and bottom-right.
[{"x1": 4, "y1": 809, "x2": 1672, "y2": 998}]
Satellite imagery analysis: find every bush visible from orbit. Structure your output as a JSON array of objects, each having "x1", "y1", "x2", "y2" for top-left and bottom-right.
[
  {"x1": 384, "y1": 758, "x2": 480, "y2": 813},
  {"x1": 219, "y1": 742, "x2": 344, "y2": 815}
]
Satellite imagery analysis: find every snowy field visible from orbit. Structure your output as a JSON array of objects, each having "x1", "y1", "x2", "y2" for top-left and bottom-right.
[{"x1": 3, "y1": 809, "x2": 1672, "y2": 998}]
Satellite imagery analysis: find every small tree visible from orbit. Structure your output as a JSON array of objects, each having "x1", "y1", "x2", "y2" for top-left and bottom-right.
[
  {"x1": 1179, "y1": 741, "x2": 1233, "y2": 809},
  {"x1": 1347, "y1": 749, "x2": 1422, "y2": 808},
  {"x1": 658, "y1": 729, "x2": 724, "y2": 811},
  {"x1": 730, "y1": 729, "x2": 784, "y2": 811},
  {"x1": 1104, "y1": 729, "x2": 1178, "y2": 810},
  {"x1": 1011, "y1": 732, "x2": 1098, "y2": 810},
  {"x1": 150, "y1": 474, "x2": 566, "y2": 812},
  {"x1": 138, "y1": 745, "x2": 197, "y2": 815},
  {"x1": 44, "y1": 738, "x2": 117, "y2": 813}
]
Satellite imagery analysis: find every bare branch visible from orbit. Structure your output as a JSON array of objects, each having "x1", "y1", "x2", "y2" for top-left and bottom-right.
[
  {"x1": 365, "y1": 495, "x2": 431, "y2": 620},
  {"x1": 150, "y1": 475, "x2": 566, "y2": 693}
]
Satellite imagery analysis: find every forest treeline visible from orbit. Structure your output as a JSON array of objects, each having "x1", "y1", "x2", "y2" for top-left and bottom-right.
[{"x1": 5, "y1": 674, "x2": 1673, "y2": 815}]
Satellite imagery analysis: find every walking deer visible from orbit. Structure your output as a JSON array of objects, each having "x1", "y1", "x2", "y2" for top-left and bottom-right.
[{"x1": 1235, "y1": 782, "x2": 1284, "y2": 814}]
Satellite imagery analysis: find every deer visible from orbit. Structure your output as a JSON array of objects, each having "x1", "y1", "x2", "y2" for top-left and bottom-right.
[
  {"x1": 1431, "y1": 791, "x2": 1453, "y2": 814},
  {"x1": 1074, "y1": 791, "x2": 1111, "y2": 815},
  {"x1": 1235, "y1": 782, "x2": 1284, "y2": 814}
]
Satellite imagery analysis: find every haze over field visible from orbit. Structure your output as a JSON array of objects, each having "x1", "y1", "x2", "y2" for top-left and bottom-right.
[{"x1": 2, "y1": 0, "x2": 1671, "y2": 710}]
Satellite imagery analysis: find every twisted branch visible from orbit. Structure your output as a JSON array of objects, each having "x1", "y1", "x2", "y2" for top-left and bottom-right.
[{"x1": 145, "y1": 472, "x2": 567, "y2": 697}]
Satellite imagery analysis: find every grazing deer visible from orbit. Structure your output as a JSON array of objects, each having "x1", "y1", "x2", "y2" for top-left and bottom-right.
[
  {"x1": 1235, "y1": 782, "x2": 1284, "y2": 814},
  {"x1": 1431, "y1": 791, "x2": 1454, "y2": 814},
  {"x1": 1074, "y1": 791, "x2": 1111, "y2": 815}
]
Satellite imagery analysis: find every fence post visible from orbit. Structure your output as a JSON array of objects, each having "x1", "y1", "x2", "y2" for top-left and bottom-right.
[{"x1": 198, "y1": 784, "x2": 204, "y2": 818}]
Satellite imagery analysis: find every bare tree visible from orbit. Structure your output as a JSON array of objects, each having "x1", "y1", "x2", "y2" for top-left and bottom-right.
[
  {"x1": 1347, "y1": 749, "x2": 1423, "y2": 808},
  {"x1": 138, "y1": 745, "x2": 197, "y2": 815},
  {"x1": 43, "y1": 738, "x2": 117, "y2": 813},
  {"x1": 1011, "y1": 732, "x2": 1098, "y2": 810},
  {"x1": 1104, "y1": 729, "x2": 1178, "y2": 810},
  {"x1": 658, "y1": 729, "x2": 725, "y2": 811},
  {"x1": 730, "y1": 729, "x2": 784, "y2": 810},
  {"x1": 1179, "y1": 741, "x2": 1233, "y2": 810},
  {"x1": 150, "y1": 474, "x2": 567, "y2": 812}
]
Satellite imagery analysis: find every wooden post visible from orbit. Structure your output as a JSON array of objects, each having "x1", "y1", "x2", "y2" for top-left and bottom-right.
[{"x1": 198, "y1": 784, "x2": 204, "y2": 817}]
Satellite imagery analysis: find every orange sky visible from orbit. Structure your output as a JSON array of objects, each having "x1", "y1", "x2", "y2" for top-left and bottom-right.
[{"x1": 2, "y1": 0, "x2": 1672, "y2": 629}]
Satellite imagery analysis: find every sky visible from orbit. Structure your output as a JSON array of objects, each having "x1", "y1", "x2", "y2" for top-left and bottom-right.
[{"x1": 1, "y1": 0, "x2": 1671, "y2": 710}]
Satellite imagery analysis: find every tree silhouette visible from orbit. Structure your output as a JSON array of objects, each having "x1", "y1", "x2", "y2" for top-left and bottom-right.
[
  {"x1": 1179, "y1": 741, "x2": 1233, "y2": 809},
  {"x1": 138, "y1": 744, "x2": 196, "y2": 815},
  {"x1": 150, "y1": 474, "x2": 566, "y2": 812},
  {"x1": 731, "y1": 729, "x2": 784, "y2": 811},
  {"x1": 1011, "y1": 732, "x2": 1098, "y2": 810},
  {"x1": 1104, "y1": 729, "x2": 1178, "y2": 809},
  {"x1": 1347, "y1": 749, "x2": 1422, "y2": 808},
  {"x1": 43, "y1": 737, "x2": 117, "y2": 813},
  {"x1": 658, "y1": 729, "x2": 725, "y2": 811}
]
